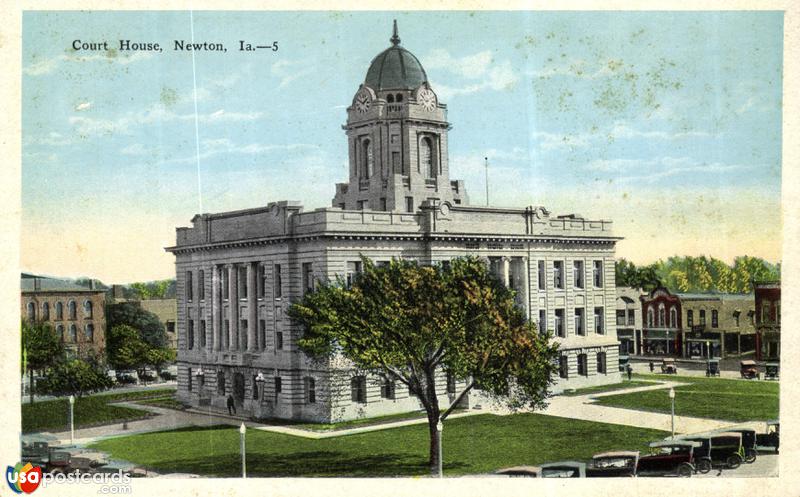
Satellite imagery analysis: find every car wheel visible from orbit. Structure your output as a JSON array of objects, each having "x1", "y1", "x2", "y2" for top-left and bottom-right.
[
  {"x1": 677, "y1": 463, "x2": 693, "y2": 477},
  {"x1": 726, "y1": 454, "x2": 742, "y2": 469},
  {"x1": 745, "y1": 449, "x2": 757, "y2": 463},
  {"x1": 696, "y1": 459, "x2": 712, "y2": 474}
]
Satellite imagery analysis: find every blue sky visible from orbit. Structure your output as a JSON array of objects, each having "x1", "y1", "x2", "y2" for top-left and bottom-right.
[{"x1": 21, "y1": 11, "x2": 783, "y2": 282}]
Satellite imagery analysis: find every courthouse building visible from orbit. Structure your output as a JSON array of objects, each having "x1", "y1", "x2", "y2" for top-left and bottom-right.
[{"x1": 167, "y1": 24, "x2": 622, "y2": 422}]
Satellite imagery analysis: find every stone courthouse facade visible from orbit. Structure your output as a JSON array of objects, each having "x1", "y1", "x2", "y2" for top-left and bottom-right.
[{"x1": 167, "y1": 24, "x2": 622, "y2": 422}]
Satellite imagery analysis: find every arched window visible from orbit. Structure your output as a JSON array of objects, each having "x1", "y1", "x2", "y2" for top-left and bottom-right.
[
  {"x1": 42, "y1": 302, "x2": 50, "y2": 320},
  {"x1": 396, "y1": 93, "x2": 403, "y2": 102},
  {"x1": 68, "y1": 300, "x2": 77, "y2": 320},
  {"x1": 669, "y1": 307, "x2": 677, "y2": 328},
  {"x1": 420, "y1": 137, "x2": 435, "y2": 178},
  {"x1": 83, "y1": 300, "x2": 93, "y2": 319},
  {"x1": 85, "y1": 323, "x2": 94, "y2": 342},
  {"x1": 658, "y1": 304, "x2": 666, "y2": 327},
  {"x1": 647, "y1": 307, "x2": 654, "y2": 327},
  {"x1": 55, "y1": 302, "x2": 63, "y2": 320},
  {"x1": 26, "y1": 302, "x2": 36, "y2": 322},
  {"x1": 386, "y1": 94, "x2": 394, "y2": 103},
  {"x1": 56, "y1": 324, "x2": 64, "y2": 341},
  {"x1": 361, "y1": 139, "x2": 373, "y2": 179},
  {"x1": 69, "y1": 324, "x2": 77, "y2": 342}
]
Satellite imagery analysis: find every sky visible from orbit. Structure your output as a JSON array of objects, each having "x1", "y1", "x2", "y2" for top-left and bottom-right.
[{"x1": 21, "y1": 11, "x2": 784, "y2": 283}]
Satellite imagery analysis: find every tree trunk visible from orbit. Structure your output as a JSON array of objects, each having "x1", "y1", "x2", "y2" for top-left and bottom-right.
[
  {"x1": 428, "y1": 415, "x2": 440, "y2": 476},
  {"x1": 29, "y1": 369, "x2": 35, "y2": 405}
]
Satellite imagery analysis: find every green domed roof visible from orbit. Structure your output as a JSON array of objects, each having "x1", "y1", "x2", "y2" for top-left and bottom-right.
[{"x1": 364, "y1": 22, "x2": 428, "y2": 91}]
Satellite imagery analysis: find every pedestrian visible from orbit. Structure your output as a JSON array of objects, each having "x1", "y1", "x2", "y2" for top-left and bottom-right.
[
  {"x1": 649, "y1": 361, "x2": 654, "y2": 373},
  {"x1": 626, "y1": 364, "x2": 632, "y2": 381},
  {"x1": 227, "y1": 394, "x2": 236, "y2": 415}
]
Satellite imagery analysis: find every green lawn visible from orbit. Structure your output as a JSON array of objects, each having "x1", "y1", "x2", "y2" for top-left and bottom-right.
[
  {"x1": 90, "y1": 413, "x2": 668, "y2": 477},
  {"x1": 561, "y1": 380, "x2": 658, "y2": 396},
  {"x1": 22, "y1": 388, "x2": 177, "y2": 433},
  {"x1": 593, "y1": 374, "x2": 779, "y2": 422}
]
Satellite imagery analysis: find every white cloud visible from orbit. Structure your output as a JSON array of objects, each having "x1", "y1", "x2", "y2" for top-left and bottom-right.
[
  {"x1": 23, "y1": 51, "x2": 153, "y2": 76},
  {"x1": 156, "y1": 138, "x2": 321, "y2": 166},
  {"x1": 271, "y1": 60, "x2": 315, "y2": 89},
  {"x1": 24, "y1": 132, "x2": 71, "y2": 147},
  {"x1": 422, "y1": 49, "x2": 518, "y2": 99},
  {"x1": 74, "y1": 101, "x2": 92, "y2": 112}
]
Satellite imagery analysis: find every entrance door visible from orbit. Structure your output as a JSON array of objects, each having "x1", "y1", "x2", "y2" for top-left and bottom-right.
[{"x1": 233, "y1": 373, "x2": 245, "y2": 404}]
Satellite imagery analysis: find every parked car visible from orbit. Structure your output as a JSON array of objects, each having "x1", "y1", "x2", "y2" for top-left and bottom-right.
[
  {"x1": 539, "y1": 461, "x2": 586, "y2": 478},
  {"x1": 740, "y1": 360, "x2": 758, "y2": 379},
  {"x1": 586, "y1": 451, "x2": 639, "y2": 477},
  {"x1": 713, "y1": 427, "x2": 758, "y2": 463},
  {"x1": 495, "y1": 466, "x2": 542, "y2": 477},
  {"x1": 755, "y1": 420, "x2": 780, "y2": 454},
  {"x1": 764, "y1": 362, "x2": 779, "y2": 380},
  {"x1": 661, "y1": 358, "x2": 677, "y2": 374},
  {"x1": 705, "y1": 359, "x2": 720, "y2": 377},
  {"x1": 676, "y1": 432, "x2": 744, "y2": 469},
  {"x1": 21, "y1": 441, "x2": 71, "y2": 474},
  {"x1": 637, "y1": 440, "x2": 701, "y2": 477},
  {"x1": 115, "y1": 370, "x2": 138, "y2": 385}
]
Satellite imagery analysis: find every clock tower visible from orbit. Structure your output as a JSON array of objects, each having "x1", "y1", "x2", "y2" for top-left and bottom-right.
[{"x1": 332, "y1": 21, "x2": 467, "y2": 212}]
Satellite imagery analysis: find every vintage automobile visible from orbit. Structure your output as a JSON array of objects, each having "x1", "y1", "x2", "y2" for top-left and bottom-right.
[
  {"x1": 764, "y1": 362, "x2": 779, "y2": 380},
  {"x1": 539, "y1": 461, "x2": 586, "y2": 478},
  {"x1": 586, "y1": 451, "x2": 639, "y2": 477},
  {"x1": 714, "y1": 427, "x2": 758, "y2": 463},
  {"x1": 705, "y1": 359, "x2": 720, "y2": 377},
  {"x1": 755, "y1": 420, "x2": 780, "y2": 454},
  {"x1": 495, "y1": 466, "x2": 542, "y2": 477},
  {"x1": 677, "y1": 432, "x2": 744, "y2": 469},
  {"x1": 740, "y1": 360, "x2": 758, "y2": 379},
  {"x1": 661, "y1": 358, "x2": 678, "y2": 374},
  {"x1": 21, "y1": 441, "x2": 72, "y2": 473},
  {"x1": 637, "y1": 440, "x2": 702, "y2": 477}
]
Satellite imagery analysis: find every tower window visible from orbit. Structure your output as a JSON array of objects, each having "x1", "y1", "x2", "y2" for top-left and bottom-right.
[
  {"x1": 387, "y1": 94, "x2": 394, "y2": 103},
  {"x1": 396, "y1": 93, "x2": 403, "y2": 102},
  {"x1": 361, "y1": 139, "x2": 373, "y2": 179},
  {"x1": 405, "y1": 197, "x2": 414, "y2": 213},
  {"x1": 420, "y1": 137, "x2": 434, "y2": 179}
]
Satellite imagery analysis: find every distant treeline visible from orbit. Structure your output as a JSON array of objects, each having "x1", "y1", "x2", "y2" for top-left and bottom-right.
[{"x1": 615, "y1": 256, "x2": 781, "y2": 294}]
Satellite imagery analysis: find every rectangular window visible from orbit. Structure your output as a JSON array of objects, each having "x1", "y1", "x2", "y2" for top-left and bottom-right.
[
  {"x1": 199, "y1": 320, "x2": 206, "y2": 348},
  {"x1": 198, "y1": 270, "x2": 205, "y2": 301},
  {"x1": 593, "y1": 260, "x2": 603, "y2": 288},
  {"x1": 446, "y1": 373, "x2": 456, "y2": 394},
  {"x1": 274, "y1": 264, "x2": 282, "y2": 298},
  {"x1": 761, "y1": 302, "x2": 770, "y2": 323},
  {"x1": 392, "y1": 151, "x2": 401, "y2": 173},
  {"x1": 305, "y1": 377, "x2": 316, "y2": 404},
  {"x1": 537, "y1": 261, "x2": 545, "y2": 290},
  {"x1": 380, "y1": 198, "x2": 387, "y2": 211},
  {"x1": 711, "y1": 310, "x2": 719, "y2": 328},
  {"x1": 346, "y1": 261, "x2": 362, "y2": 287},
  {"x1": 302, "y1": 262, "x2": 314, "y2": 294},
  {"x1": 222, "y1": 268, "x2": 229, "y2": 300},
  {"x1": 186, "y1": 271, "x2": 193, "y2": 302},
  {"x1": 224, "y1": 320, "x2": 230, "y2": 349},
  {"x1": 687, "y1": 310, "x2": 694, "y2": 327},
  {"x1": 699, "y1": 310, "x2": 706, "y2": 326},
  {"x1": 357, "y1": 200, "x2": 367, "y2": 210},
  {"x1": 539, "y1": 309, "x2": 547, "y2": 334},
  {"x1": 776, "y1": 301, "x2": 781, "y2": 325},
  {"x1": 381, "y1": 378, "x2": 396, "y2": 399},
  {"x1": 555, "y1": 309, "x2": 565, "y2": 337},
  {"x1": 553, "y1": 261, "x2": 564, "y2": 289},
  {"x1": 597, "y1": 352, "x2": 607, "y2": 374},
  {"x1": 257, "y1": 264, "x2": 265, "y2": 299},
  {"x1": 733, "y1": 312, "x2": 740, "y2": 327},
  {"x1": 240, "y1": 320, "x2": 248, "y2": 350},
  {"x1": 616, "y1": 309, "x2": 626, "y2": 326},
  {"x1": 351, "y1": 376, "x2": 367, "y2": 403},
  {"x1": 559, "y1": 355, "x2": 568, "y2": 379},
  {"x1": 187, "y1": 367, "x2": 192, "y2": 392},
  {"x1": 275, "y1": 331, "x2": 284, "y2": 351},
  {"x1": 628, "y1": 309, "x2": 635, "y2": 325},
  {"x1": 187, "y1": 319, "x2": 194, "y2": 349},
  {"x1": 259, "y1": 319, "x2": 266, "y2": 350},
  {"x1": 595, "y1": 307, "x2": 604, "y2": 334},
  {"x1": 238, "y1": 266, "x2": 248, "y2": 299},
  {"x1": 574, "y1": 308, "x2": 585, "y2": 336},
  {"x1": 406, "y1": 196, "x2": 414, "y2": 213},
  {"x1": 274, "y1": 377, "x2": 282, "y2": 402},
  {"x1": 577, "y1": 353, "x2": 588, "y2": 376},
  {"x1": 573, "y1": 261, "x2": 584, "y2": 289}
]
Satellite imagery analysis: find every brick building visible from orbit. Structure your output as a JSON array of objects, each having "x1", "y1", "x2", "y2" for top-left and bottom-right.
[
  {"x1": 615, "y1": 287, "x2": 645, "y2": 365},
  {"x1": 21, "y1": 273, "x2": 107, "y2": 360},
  {"x1": 167, "y1": 23, "x2": 622, "y2": 422},
  {"x1": 754, "y1": 281, "x2": 780, "y2": 361}
]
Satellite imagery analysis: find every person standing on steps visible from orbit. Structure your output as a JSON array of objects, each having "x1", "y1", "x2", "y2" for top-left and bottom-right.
[{"x1": 227, "y1": 394, "x2": 236, "y2": 415}]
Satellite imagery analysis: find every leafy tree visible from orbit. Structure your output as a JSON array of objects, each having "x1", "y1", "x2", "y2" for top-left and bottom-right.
[
  {"x1": 37, "y1": 359, "x2": 113, "y2": 398},
  {"x1": 289, "y1": 257, "x2": 559, "y2": 475},
  {"x1": 21, "y1": 321, "x2": 64, "y2": 404},
  {"x1": 106, "y1": 302, "x2": 167, "y2": 349},
  {"x1": 107, "y1": 324, "x2": 151, "y2": 378},
  {"x1": 146, "y1": 347, "x2": 176, "y2": 372}
]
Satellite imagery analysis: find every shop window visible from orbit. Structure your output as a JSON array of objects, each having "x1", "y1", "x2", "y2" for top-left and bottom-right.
[{"x1": 351, "y1": 376, "x2": 367, "y2": 403}]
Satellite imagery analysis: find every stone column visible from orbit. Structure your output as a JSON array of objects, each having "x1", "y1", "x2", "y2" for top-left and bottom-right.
[
  {"x1": 520, "y1": 257, "x2": 530, "y2": 318},
  {"x1": 211, "y1": 265, "x2": 220, "y2": 351},
  {"x1": 502, "y1": 257, "x2": 511, "y2": 287},
  {"x1": 247, "y1": 262, "x2": 258, "y2": 352},
  {"x1": 228, "y1": 264, "x2": 238, "y2": 350}
]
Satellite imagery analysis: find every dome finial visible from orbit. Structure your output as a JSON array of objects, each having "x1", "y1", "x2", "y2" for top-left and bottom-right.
[{"x1": 390, "y1": 19, "x2": 401, "y2": 46}]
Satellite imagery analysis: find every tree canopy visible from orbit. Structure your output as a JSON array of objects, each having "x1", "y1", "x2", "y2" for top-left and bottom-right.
[
  {"x1": 106, "y1": 302, "x2": 167, "y2": 349},
  {"x1": 21, "y1": 321, "x2": 65, "y2": 403},
  {"x1": 289, "y1": 256, "x2": 559, "y2": 474},
  {"x1": 37, "y1": 359, "x2": 113, "y2": 398}
]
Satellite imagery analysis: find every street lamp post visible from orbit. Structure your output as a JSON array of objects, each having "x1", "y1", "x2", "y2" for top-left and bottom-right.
[
  {"x1": 668, "y1": 388, "x2": 675, "y2": 439},
  {"x1": 436, "y1": 419, "x2": 443, "y2": 478},
  {"x1": 706, "y1": 340, "x2": 711, "y2": 359},
  {"x1": 195, "y1": 368, "x2": 205, "y2": 400},
  {"x1": 239, "y1": 422, "x2": 247, "y2": 478},
  {"x1": 68, "y1": 395, "x2": 75, "y2": 446},
  {"x1": 255, "y1": 372, "x2": 266, "y2": 403}
]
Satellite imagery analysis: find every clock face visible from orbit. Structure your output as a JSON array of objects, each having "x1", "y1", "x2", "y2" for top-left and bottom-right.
[
  {"x1": 418, "y1": 89, "x2": 436, "y2": 111},
  {"x1": 355, "y1": 90, "x2": 371, "y2": 114}
]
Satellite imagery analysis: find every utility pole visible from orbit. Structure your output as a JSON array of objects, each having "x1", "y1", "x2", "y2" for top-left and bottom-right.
[{"x1": 484, "y1": 157, "x2": 489, "y2": 206}]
